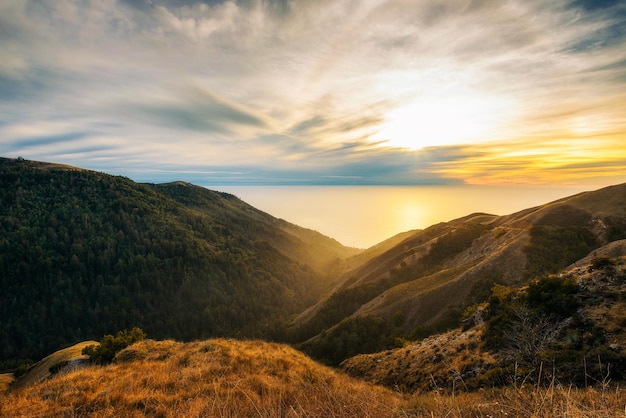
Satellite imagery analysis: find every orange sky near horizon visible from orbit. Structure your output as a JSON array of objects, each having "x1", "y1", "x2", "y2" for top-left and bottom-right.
[{"x1": 213, "y1": 184, "x2": 594, "y2": 248}]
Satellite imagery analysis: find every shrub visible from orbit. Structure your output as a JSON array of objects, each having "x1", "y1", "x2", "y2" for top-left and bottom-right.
[
  {"x1": 82, "y1": 327, "x2": 146, "y2": 365},
  {"x1": 589, "y1": 257, "x2": 614, "y2": 271},
  {"x1": 13, "y1": 362, "x2": 32, "y2": 378},
  {"x1": 524, "y1": 275, "x2": 579, "y2": 318},
  {"x1": 484, "y1": 276, "x2": 578, "y2": 356}
]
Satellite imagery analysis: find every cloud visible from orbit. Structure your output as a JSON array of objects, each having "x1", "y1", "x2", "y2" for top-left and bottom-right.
[
  {"x1": 0, "y1": 0, "x2": 625, "y2": 185},
  {"x1": 430, "y1": 135, "x2": 626, "y2": 185},
  {"x1": 119, "y1": 84, "x2": 278, "y2": 137}
]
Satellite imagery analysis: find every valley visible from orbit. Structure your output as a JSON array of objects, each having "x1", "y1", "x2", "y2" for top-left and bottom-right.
[{"x1": 2, "y1": 156, "x2": 626, "y2": 415}]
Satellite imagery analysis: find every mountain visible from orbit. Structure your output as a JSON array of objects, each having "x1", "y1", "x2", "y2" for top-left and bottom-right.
[
  {"x1": 341, "y1": 255, "x2": 626, "y2": 391},
  {"x1": 293, "y1": 183, "x2": 626, "y2": 365},
  {"x1": 4, "y1": 156, "x2": 626, "y2": 373},
  {"x1": 0, "y1": 157, "x2": 358, "y2": 366}
]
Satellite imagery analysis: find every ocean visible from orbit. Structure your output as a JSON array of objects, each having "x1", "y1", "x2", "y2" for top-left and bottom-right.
[{"x1": 206, "y1": 185, "x2": 591, "y2": 249}]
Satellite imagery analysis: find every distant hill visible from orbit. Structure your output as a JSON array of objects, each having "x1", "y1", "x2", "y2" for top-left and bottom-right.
[
  {"x1": 293, "y1": 183, "x2": 626, "y2": 365},
  {"x1": 0, "y1": 157, "x2": 357, "y2": 366}
]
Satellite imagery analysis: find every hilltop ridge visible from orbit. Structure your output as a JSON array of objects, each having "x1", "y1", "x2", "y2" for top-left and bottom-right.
[{"x1": 1, "y1": 338, "x2": 402, "y2": 417}]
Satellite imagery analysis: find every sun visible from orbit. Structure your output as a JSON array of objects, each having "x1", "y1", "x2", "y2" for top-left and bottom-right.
[{"x1": 374, "y1": 94, "x2": 508, "y2": 150}]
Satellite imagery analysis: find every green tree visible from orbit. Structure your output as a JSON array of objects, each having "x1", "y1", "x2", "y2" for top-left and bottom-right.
[
  {"x1": 524, "y1": 275, "x2": 579, "y2": 318},
  {"x1": 82, "y1": 327, "x2": 147, "y2": 364}
]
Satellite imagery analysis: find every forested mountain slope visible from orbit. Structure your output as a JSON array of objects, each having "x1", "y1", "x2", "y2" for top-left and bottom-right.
[{"x1": 0, "y1": 157, "x2": 357, "y2": 366}]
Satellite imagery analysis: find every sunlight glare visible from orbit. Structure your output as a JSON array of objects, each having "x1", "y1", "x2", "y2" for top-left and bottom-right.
[{"x1": 375, "y1": 94, "x2": 509, "y2": 150}]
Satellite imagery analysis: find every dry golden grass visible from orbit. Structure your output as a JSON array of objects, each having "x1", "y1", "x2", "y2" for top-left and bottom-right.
[
  {"x1": 0, "y1": 373, "x2": 14, "y2": 393},
  {"x1": 2, "y1": 338, "x2": 625, "y2": 417},
  {"x1": 342, "y1": 325, "x2": 497, "y2": 393},
  {"x1": 10, "y1": 340, "x2": 97, "y2": 390},
  {"x1": 0, "y1": 339, "x2": 401, "y2": 417},
  {"x1": 404, "y1": 386, "x2": 626, "y2": 417}
]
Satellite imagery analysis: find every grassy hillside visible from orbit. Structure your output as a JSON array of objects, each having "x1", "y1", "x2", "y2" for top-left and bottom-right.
[
  {"x1": 341, "y1": 256, "x2": 626, "y2": 392},
  {"x1": 4, "y1": 155, "x2": 626, "y2": 400},
  {"x1": 1, "y1": 339, "x2": 401, "y2": 417},
  {"x1": 10, "y1": 341, "x2": 96, "y2": 390},
  {"x1": 2, "y1": 338, "x2": 624, "y2": 417},
  {"x1": 295, "y1": 184, "x2": 626, "y2": 365},
  {"x1": 0, "y1": 374, "x2": 13, "y2": 393},
  {"x1": 0, "y1": 157, "x2": 357, "y2": 368}
]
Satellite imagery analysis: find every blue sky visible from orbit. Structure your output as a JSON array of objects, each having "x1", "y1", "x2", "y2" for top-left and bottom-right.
[{"x1": 1, "y1": 0, "x2": 626, "y2": 185}]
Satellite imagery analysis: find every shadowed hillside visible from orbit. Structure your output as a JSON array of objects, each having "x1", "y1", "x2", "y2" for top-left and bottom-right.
[{"x1": 0, "y1": 157, "x2": 358, "y2": 368}]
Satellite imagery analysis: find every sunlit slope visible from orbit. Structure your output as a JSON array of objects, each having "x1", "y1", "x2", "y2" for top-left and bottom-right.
[
  {"x1": 292, "y1": 228, "x2": 419, "y2": 326},
  {"x1": 294, "y1": 183, "x2": 626, "y2": 365},
  {"x1": 0, "y1": 339, "x2": 402, "y2": 417},
  {"x1": 341, "y1": 255, "x2": 626, "y2": 392},
  {"x1": 10, "y1": 341, "x2": 97, "y2": 390},
  {"x1": 4, "y1": 335, "x2": 624, "y2": 417},
  {"x1": 0, "y1": 157, "x2": 358, "y2": 364},
  {"x1": 0, "y1": 374, "x2": 13, "y2": 393}
]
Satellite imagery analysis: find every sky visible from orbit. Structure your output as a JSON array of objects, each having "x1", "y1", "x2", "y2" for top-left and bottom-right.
[{"x1": 1, "y1": 0, "x2": 626, "y2": 186}]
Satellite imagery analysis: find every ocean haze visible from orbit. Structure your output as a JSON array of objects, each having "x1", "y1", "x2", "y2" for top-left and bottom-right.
[{"x1": 208, "y1": 185, "x2": 591, "y2": 248}]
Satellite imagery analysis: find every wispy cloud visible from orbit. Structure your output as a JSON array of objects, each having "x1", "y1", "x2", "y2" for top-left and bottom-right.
[{"x1": 1, "y1": 0, "x2": 625, "y2": 185}]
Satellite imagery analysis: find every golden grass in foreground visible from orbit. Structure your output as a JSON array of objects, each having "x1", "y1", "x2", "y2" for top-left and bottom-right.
[
  {"x1": 0, "y1": 339, "x2": 400, "y2": 417},
  {"x1": 1, "y1": 338, "x2": 625, "y2": 417},
  {"x1": 406, "y1": 387, "x2": 626, "y2": 417}
]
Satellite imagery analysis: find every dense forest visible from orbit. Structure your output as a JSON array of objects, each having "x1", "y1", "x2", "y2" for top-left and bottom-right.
[{"x1": 0, "y1": 158, "x2": 351, "y2": 368}]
